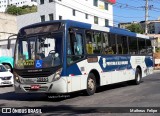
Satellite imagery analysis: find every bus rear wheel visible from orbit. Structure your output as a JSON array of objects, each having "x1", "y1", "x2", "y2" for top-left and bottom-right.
[
  {"x1": 134, "y1": 68, "x2": 142, "y2": 85},
  {"x1": 85, "y1": 73, "x2": 96, "y2": 96}
]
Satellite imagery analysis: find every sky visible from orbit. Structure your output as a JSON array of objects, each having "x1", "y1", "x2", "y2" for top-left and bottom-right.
[{"x1": 113, "y1": 0, "x2": 160, "y2": 26}]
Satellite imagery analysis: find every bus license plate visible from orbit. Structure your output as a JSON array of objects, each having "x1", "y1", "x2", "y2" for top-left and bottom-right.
[{"x1": 31, "y1": 85, "x2": 40, "y2": 90}]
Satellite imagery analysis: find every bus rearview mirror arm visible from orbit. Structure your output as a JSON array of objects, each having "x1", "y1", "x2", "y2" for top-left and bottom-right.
[{"x1": 7, "y1": 34, "x2": 17, "y2": 49}]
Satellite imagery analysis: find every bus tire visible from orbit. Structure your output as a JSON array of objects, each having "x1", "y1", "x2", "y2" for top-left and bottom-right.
[
  {"x1": 85, "y1": 73, "x2": 96, "y2": 96},
  {"x1": 134, "y1": 68, "x2": 141, "y2": 85}
]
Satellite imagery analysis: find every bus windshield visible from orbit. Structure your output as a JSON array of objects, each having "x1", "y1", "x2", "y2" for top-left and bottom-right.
[{"x1": 14, "y1": 32, "x2": 63, "y2": 69}]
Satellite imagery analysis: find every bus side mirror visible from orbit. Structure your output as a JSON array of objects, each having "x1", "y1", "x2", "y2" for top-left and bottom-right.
[
  {"x1": 7, "y1": 39, "x2": 11, "y2": 49},
  {"x1": 7, "y1": 34, "x2": 17, "y2": 49}
]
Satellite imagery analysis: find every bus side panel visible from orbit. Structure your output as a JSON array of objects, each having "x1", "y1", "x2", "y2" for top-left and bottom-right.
[
  {"x1": 145, "y1": 56, "x2": 154, "y2": 75},
  {"x1": 76, "y1": 58, "x2": 102, "y2": 90},
  {"x1": 66, "y1": 62, "x2": 88, "y2": 92},
  {"x1": 99, "y1": 55, "x2": 132, "y2": 84},
  {"x1": 65, "y1": 74, "x2": 88, "y2": 93},
  {"x1": 130, "y1": 56, "x2": 153, "y2": 78},
  {"x1": 66, "y1": 55, "x2": 153, "y2": 93},
  {"x1": 67, "y1": 56, "x2": 132, "y2": 90},
  {"x1": 66, "y1": 58, "x2": 102, "y2": 92}
]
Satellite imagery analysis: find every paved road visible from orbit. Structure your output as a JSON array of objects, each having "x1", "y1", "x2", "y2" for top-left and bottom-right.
[{"x1": 0, "y1": 71, "x2": 160, "y2": 115}]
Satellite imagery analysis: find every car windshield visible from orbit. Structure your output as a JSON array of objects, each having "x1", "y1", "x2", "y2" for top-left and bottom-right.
[
  {"x1": 0, "y1": 65, "x2": 7, "y2": 72},
  {"x1": 14, "y1": 32, "x2": 63, "y2": 69}
]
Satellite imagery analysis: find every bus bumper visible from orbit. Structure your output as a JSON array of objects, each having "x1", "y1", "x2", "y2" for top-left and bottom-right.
[{"x1": 14, "y1": 77, "x2": 68, "y2": 93}]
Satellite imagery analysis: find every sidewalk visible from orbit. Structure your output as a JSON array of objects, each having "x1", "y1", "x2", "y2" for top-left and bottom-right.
[{"x1": 153, "y1": 69, "x2": 160, "y2": 73}]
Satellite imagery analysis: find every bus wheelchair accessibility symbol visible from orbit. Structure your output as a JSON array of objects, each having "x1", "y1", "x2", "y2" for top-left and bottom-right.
[{"x1": 35, "y1": 60, "x2": 42, "y2": 68}]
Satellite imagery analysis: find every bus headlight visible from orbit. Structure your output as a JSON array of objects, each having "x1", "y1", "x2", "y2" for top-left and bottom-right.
[
  {"x1": 52, "y1": 68, "x2": 62, "y2": 81},
  {"x1": 14, "y1": 72, "x2": 21, "y2": 83}
]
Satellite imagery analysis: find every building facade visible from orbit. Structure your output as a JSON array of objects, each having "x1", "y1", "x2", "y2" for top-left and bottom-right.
[
  {"x1": 119, "y1": 20, "x2": 160, "y2": 34},
  {"x1": 17, "y1": 0, "x2": 116, "y2": 30},
  {"x1": 118, "y1": 20, "x2": 160, "y2": 49},
  {"x1": 118, "y1": 21, "x2": 138, "y2": 29},
  {"x1": 0, "y1": 0, "x2": 37, "y2": 12},
  {"x1": 148, "y1": 21, "x2": 160, "y2": 34},
  {"x1": 140, "y1": 20, "x2": 160, "y2": 34}
]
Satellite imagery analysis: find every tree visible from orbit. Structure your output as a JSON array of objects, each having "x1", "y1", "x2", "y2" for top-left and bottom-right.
[
  {"x1": 126, "y1": 23, "x2": 144, "y2": 34},
  {"x1": 6, "y1": 5, "x2": 23, "y2": 15},
  {"x1": 6, "y1": 5, "x2": 37, "y2": 15}
]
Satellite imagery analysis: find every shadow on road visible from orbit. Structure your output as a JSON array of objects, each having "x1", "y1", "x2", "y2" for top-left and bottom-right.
[
  {"x1": 1, "y1": 71, "x2": 159, "y2": 103},
  {"x1": 0, "y1": 104, "x2": 130, "y2": 115},
  {"x1": 96, "y1": 81, "x2": 135, "y2": 93},
  {"x1": 0, "y1": 81, "x2": 138, "y2": 103}
]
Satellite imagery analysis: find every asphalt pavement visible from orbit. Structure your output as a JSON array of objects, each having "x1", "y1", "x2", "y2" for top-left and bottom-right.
[{"x1": 0, "y1": 70, "x2": 160, "y2": 115}]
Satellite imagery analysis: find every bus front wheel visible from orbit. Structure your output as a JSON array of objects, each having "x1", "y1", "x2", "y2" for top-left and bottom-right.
[
  {"x1": 85, "y1": 73, "x2": 96, "y2": 96},
  {"x1": 134, "y1": 68, "x2": 142, "y2": 85}
]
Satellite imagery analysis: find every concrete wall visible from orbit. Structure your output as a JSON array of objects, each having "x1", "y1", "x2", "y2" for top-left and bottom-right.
[
  {"x1": 0, "y1": 13, "x2": 18, "y2": 40},
  {"x1": 17, "y1": 12, "x2": 39, "y2": 30},
  {"x1": 0, "y1": 13, "x2": 17, "y2": 57}
]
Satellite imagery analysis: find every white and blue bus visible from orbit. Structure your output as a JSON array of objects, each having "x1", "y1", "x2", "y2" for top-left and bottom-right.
[{"x1": 9, "y1": 20, "x2": 153, "y2": 95}]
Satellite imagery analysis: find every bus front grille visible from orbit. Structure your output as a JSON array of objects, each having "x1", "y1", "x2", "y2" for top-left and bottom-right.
[
  {"x1": 15, "y1": 66, "x2": 61, "y2": 78},
  {"x1": 20, "y1": 71, "x2": 52, "y2": 78}
]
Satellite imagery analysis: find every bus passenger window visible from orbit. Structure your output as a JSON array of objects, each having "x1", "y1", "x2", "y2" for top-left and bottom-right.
[
  {"x1": 86, "y1": 31, "x2": 93, "y2": 54},
  {"x1": 102, "y1": 32, "x2": 109, "y2": 54},
  {"x1": 105, "y1": 46, "x2": 114, "y2": 54},
  {"x1": 69, "y1": 33, "x2": 83, "y2": 55},
  {"x1": 74, "y1": 34, "x2": 83, "y2": 55},
  {"x1": 108, "y1": 34, "x2": 116, "y2": 54},
  {"x1": 122, "y1": 36, "x2": 128, "y2": 54},
  {"x1": 138, "y1": 38, "x2": 146, "y2": 54},
  {"x1": 117, "y1": 35, "x2": 123, "y2": 54},
  {"x1": 128, "y1": 37, "x2": 138, "y2": 54},
  {"x1": 117, "y1": 35, "x2": 128, "y2": 54},
  {"x1": 146, "y1": 39, "x2": 152, "y2": 55},
  {"x1": 85, "y1": 30, "x2": 102, "y2": 54},
  {"x1": 67, "y1": 29, "x2": 84, "y2": 64},
  {"x1": 93, "y1": 32, "x2": 102, "y2": 54}
]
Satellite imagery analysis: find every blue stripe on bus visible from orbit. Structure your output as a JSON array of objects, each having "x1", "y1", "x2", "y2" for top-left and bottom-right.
[
  {"x1": 99, "y1": 56, "x2": 132, "y2": 72},
  {"x1": 66, "y1": 64, "x2": 82, "y2": 76},
  {"x1": 145, "y1": 56, "x2": 153, "y2": 67}
]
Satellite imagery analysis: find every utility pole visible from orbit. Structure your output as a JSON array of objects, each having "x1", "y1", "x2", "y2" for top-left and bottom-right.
[{"x1": 145, "y1": 0, "x2": 149, "y2": 35}]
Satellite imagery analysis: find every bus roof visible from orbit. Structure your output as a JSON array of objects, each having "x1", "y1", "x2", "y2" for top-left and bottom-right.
[{"x1": 20, "y1": 20, "x2": 150, "y2": 39}]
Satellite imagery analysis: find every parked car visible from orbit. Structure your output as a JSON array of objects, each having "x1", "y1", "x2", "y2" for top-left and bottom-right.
[{"x1": 0, "y1": 64, "x2": 14, "y2": 86}]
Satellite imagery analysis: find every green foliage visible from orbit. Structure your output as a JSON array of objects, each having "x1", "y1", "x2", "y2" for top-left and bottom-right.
[
  {"x1": 6, "y1": 5, "x2": 37, "y2": 15},
  {"x1": 156, "y1": 47, "x2": 160, "y2": 52},
  {"x1": 126, "y1": 23, "x2": 144, "y2": 34}
]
